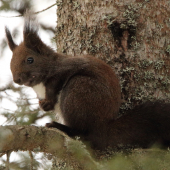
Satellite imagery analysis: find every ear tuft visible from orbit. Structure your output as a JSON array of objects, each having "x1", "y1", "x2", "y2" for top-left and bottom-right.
[
  {"x1": 24, "y1": 10, "x2": 39, "y2": 35},
  {"x1": 23, "y1": 10, "x2": 42, "y2": 53},
  {"x1": 5, "y1": 26, "x2": 18, "y2": 51},
  {"x1": 23, "y1": 10, "x2": 54, "y2": 55}
]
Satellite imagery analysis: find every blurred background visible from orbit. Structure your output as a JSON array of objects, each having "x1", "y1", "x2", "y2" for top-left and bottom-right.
[{"x1": 0, "y1": 0, "x2": 57, "y2": 169}]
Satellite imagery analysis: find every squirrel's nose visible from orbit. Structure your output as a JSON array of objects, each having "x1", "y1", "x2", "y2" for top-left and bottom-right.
[{"x1": 13, "y1": 74, "x2": 22, "y2": 84}]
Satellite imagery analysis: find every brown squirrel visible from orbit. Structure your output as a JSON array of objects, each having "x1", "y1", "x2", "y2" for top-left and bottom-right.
[
  {"x1": 6, "y1": 12, "x2": 170, "y2": 150},
  {"x1": 5, "y1": 12, "x2": 121, "y2": 150}
]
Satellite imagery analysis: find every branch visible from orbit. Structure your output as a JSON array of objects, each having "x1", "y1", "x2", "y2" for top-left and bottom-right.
[
  {"x1": 0, "y1": 125, "x2": 65, "y2": 153},
  {"x1": 0, "y1": 3, "x2": 56, "y2": 18},
  {"x1": 0, "y1": 125, "x2": 99, "y2": 169}
]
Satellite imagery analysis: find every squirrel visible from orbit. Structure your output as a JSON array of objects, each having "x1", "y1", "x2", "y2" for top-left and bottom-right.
[
  {"x1": 5, "y1": 12, "x2": 121, "y2": 150},
  {"x1": 6, "y1": 12, "x2": 170, "y2": 151}
]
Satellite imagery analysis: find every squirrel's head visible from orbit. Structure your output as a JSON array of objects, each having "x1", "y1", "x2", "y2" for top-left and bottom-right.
[{"x1": 5, "y1": 11, "x2": 55, "y2": 87}]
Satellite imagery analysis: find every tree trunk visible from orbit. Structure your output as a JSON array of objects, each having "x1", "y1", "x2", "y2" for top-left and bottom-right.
[{"x1": 56, "y1": 0, "x2": 170, "y2": 113}]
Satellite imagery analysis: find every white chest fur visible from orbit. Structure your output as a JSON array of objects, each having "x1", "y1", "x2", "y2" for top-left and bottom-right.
[
  {"x1": 32, "y1": 83, "x2": 46, "y2": 100},
  {"x1": 54, "y1": 92, "x2": 64, "y2": 124},
  {"x1": 32, "y1": 83, "x2": 64, "y2": 124}
]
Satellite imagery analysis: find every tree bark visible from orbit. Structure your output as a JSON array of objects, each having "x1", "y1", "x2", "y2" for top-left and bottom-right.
[{"x1": 56, "y1": 0, "x2": 170, "y2": 112}]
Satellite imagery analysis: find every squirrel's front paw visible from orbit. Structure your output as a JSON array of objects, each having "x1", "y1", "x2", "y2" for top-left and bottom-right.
[{"x1": 39, "y1": 99, "x2": 54, "y2": 111}]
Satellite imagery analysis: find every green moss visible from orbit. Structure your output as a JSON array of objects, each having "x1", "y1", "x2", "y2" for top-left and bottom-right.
[
  {"x1": 131, "y1": 41, "x2": 141, "y2": 50},
  {"x1": 143, "y1": 71, "x2": 155, "y2": 80},
  {"x1": 123, "y1": 4, "x2": 139, "y2": 27},
  {"x1": 73, "y1": 1, "x2": 81, "y2": 10},
  {"x1": 161, "y1": 81, "x2": 170, "y2": 90},
  {"x1": 166, "y1": 45, "x2": 170, "y2": 54},
  {"x1": 156, "y1": 23, "x2": 163, "y2": 30},
  {"x1": 88, "y1": 45, "x2": 97, "y2": 54},
  {"x1": 134, "y1": 72, "x2": 142, "y2": 82},
  {"x1": 120, "y1": 23, "x2": 128, "y2": 29},
  {"x1": 138, "y1": 59, "x2": 153, "y2": 69},
  {"x1": 154, "y1": 60, "x2": 165, "y2": 70},
  {"x1": 122, "y1": 67, "x2": 135, "y2": 73},
  {"x1": 95, "y1": 43, "x2": 103, "y2": 51},
  {"x1": 56, "y1": 0, "x2": 63, "y2": 10},
  {"x1": 120, "y1": 100, "x2": 133, "y2": 111},
  {"x1": 103, "y1": 14, "x2": 118, "y2": 26}
]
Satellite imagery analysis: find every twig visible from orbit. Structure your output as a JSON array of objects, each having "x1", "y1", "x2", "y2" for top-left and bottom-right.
[
  {"x1": 29, "y1": 151, "x2": 33, "y2": 170},
  {"x1": 0, "y1": 3, "x2": 56, "y2": 18},
  {"x1": 0, "y1": 153, "x2": 6, "y2": 157},
  {"x1": 35, "y1": 3, "x2": 56, "y2": 15},
  {"x1": 1, "y1": 107, "x2": 40, "y2": 114},
  {"x1": 0, "y1": 87, "x2": 11, "y2": 92},
  {"x1": 6, "y1": 151, "x2": 12, "y2": 170},
  {"x1": 3, "y1": 91, "x2": 37, "y2": 101}
]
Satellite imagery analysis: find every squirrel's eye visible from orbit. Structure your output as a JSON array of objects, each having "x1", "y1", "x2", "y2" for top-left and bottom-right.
[{"x1": 27, "y1": 57, "x2": 34, "y2": 64}]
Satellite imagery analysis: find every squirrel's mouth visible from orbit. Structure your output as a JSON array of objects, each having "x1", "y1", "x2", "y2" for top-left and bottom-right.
[
  {"x1": 23, "y1": 76, "x2": 36, "y2": 86},
  {"x1": 24, "y1": 81, "x2": 33, "y2": 86}
]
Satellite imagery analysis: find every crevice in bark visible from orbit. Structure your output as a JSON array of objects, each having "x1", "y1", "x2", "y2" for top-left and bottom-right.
[{"x1": 108, "y1": 21, "x2": 136, "y2": 51}]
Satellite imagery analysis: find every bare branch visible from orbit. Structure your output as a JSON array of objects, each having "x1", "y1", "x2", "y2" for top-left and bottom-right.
[
  {"x1": 35, "y1": 3, "x2": 56, "y2": 15},
  {"x1": 29, "y1": 151, "x2": 33, "y2": 170},
  {"x1": 0, "y1": 3, "x2": 56, "y2": 18},
  {"x1": 6, "y1": 151, "x2": 12, "y2": 170},
  {"x1": 0, "y1": 153, "x2": 5, "y2": 157},
  {"x1": 0, "y1": 87, "x2": 11, "y2": 92}
]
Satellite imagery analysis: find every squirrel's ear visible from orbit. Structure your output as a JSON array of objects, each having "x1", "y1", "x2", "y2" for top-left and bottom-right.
[{"x1": 5, "y1": 27, "x2": 18, "y2": 51}]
